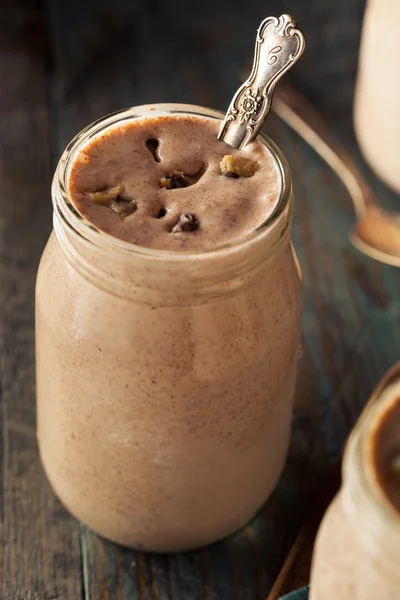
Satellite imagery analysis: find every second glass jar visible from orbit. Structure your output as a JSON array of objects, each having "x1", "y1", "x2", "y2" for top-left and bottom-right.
[{"x1": 310, "y1": 367, "x2": 400, "y2": 598}]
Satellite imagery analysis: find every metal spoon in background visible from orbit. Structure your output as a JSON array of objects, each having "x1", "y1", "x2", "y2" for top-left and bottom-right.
[{"x1": 272, "y1": 82, "x2": 400, "y2": 267}]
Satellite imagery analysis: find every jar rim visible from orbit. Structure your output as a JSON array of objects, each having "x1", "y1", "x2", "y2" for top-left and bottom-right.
[{"x1": 53, "y1": 103, "x2": 292, "y2": 263}]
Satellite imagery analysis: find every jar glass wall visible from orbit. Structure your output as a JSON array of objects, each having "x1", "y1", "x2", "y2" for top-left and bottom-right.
[{"x1": 36, "y1": 104, "x2": 302, "y2": 551}]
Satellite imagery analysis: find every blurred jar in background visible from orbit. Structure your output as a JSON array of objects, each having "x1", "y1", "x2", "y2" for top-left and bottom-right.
[
  {"x1": 354, "y1": 0, "x2": 400, "y2": 194},
  {"x1": 309, "y1": 368, "x2": 400, "y2": 599}
]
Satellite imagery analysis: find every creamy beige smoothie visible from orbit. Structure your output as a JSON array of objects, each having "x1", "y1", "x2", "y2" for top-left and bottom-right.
[
  {"x1": 36, "y1": 104, "x2": 302, "y2": 551},
  {"x1": 310, "y1": 377, "x2": 400, "y2": 599}
]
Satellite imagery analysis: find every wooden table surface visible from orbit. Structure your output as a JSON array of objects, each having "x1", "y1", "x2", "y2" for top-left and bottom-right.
[{"x1": 1, "y1": 1, "x2": 399, "y2": 598}]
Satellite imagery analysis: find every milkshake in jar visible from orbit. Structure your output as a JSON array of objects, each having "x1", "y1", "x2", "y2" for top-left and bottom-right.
[
  {"x1": 36, "y1": 104, "x2": 302, "y2": 551},
  {"x1": 310, "y1": 369, "x2": 400, "y2": 598}
]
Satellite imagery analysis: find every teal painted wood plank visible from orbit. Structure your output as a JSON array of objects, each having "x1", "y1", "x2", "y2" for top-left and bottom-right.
[{"x1": 0, "y1": 1, "x2": 84, "y2": 599}]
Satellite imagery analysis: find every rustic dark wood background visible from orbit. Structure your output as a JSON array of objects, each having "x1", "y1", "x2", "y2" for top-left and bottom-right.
[{"x1": 1, "y1": 0, "x2": 399, "y2": 599}]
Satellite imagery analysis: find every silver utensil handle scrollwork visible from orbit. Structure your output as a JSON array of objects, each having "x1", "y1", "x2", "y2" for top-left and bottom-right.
[{"x1": 218, "y1": 14, "x2": 306, "y2": 149}]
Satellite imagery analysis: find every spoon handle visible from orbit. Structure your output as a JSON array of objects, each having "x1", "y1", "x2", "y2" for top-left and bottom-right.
[
  {"x1": 219, "y1": 15, "x2": 305, "y2": 149},
  {"x1": 272, "y1": 82, "x2": 373, "y2": 217}
]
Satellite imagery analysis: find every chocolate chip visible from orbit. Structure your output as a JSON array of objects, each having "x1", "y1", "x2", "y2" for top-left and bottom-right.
[
  {"x1": 224, "y1": 171, "x2": 240, "y2": 179},
  {"x1": 170, "y1": 173, "x2": 189, "y2": 188},
  {"x1": 159, "y1": 166, "x2": 207, "y2": 190},
  {"x1": 160, "y1": 171, "x2": 189, "y2": 189},
  {"x1": 171, "y1": 213, "x2": 199, "y2": 233}
]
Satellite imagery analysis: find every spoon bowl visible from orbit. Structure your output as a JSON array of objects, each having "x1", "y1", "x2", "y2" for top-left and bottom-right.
[
  {"x1": 272, "y1": 82, "x2": 400, "y2": 267},
  {"x1": 351, "y1": 206, "x2": 400, "y2": 267}
]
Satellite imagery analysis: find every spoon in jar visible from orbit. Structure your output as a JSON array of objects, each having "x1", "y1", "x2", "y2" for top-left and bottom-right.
[
  {"x1": 218, "y1": 14, "x2": 306, "y2": 149},
  {"x1": 272, "y1": 82, "x2": 400, "y2": 267}
]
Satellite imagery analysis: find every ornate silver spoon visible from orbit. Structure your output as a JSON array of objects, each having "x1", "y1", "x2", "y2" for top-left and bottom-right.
[{"x1": 218, "y1": 14, "x2": 306, "y2": 149}]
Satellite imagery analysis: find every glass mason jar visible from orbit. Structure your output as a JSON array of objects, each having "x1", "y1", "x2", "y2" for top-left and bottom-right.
[
  {"x1": 310, "y1": 367, "x2": 400, "y2": 598},
  {"x1": 354, "y1": 0, "x2": 400, "y2": 193},
  {"x1": 36, "y1": 104, "x2": 302, "y2": 551}
]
